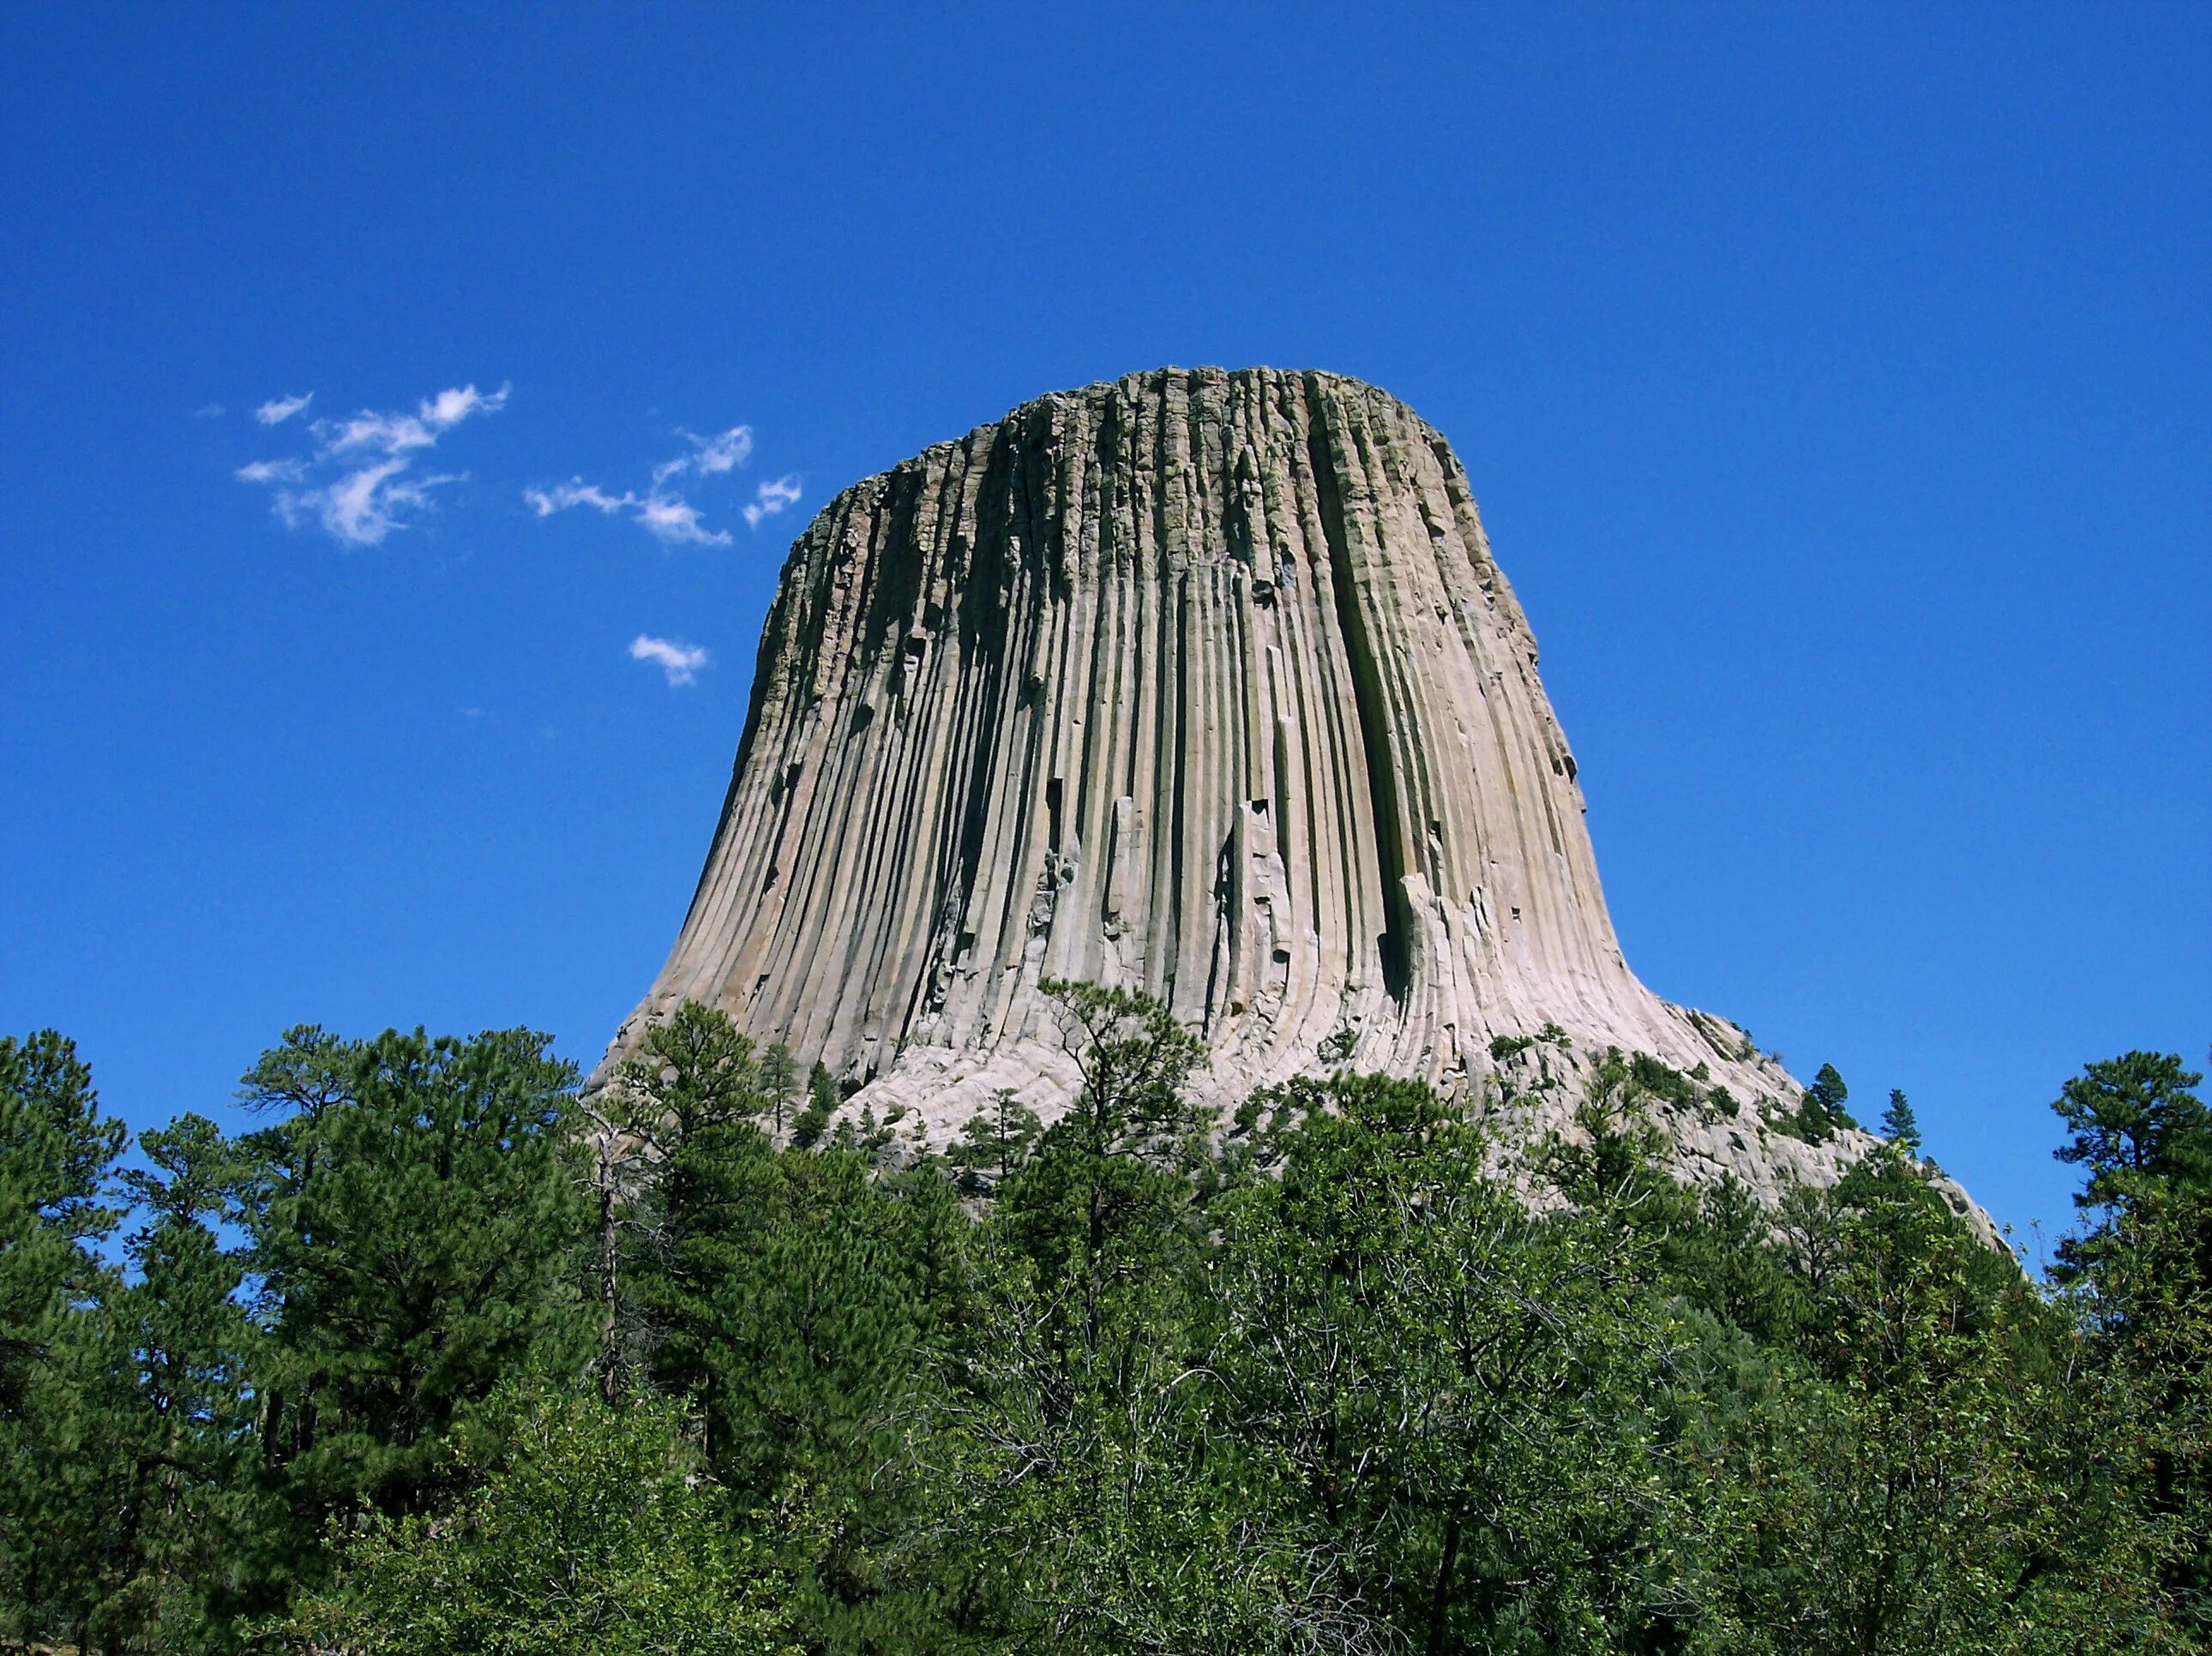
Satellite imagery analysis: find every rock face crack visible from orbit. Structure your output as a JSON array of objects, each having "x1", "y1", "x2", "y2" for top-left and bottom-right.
[
  {"x1": 596, "y1": 365, "x2": 1927, "y2": 1208},
  {"x1": 1309, "y1": 406, "x2": 1410, "y2": 1007}
]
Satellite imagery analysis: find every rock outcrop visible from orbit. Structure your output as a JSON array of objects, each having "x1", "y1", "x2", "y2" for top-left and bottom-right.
[{"x1": 603, "y1": 367, "x2": 1937, "y2": 1206}]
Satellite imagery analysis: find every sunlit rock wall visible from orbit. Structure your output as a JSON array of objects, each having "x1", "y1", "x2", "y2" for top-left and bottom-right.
[{"x1": 604, "y1": 367, "x2": 1906, "y2": 1200}]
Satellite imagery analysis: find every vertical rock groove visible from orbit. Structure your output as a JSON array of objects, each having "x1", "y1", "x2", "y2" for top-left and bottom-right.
[
  {"x1": 1308, "y1": 405, "x2": 1409, "y2": 1006},
  {"x1": 599, "y1": 365, "x2": 1891, "y2": 1200}
]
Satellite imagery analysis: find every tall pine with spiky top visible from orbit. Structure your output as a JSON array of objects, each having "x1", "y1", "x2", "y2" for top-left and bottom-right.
[
  {"x1": 610, "y1": 1002, "x2": 963, "y2": 1647},
  {"x1": 238, "y1": 1024, "x2": 595, "y2": 1540},
  {"x1": 612, "y1": 1001, "x2": 774, "y2": 1458},
  {"x1": 2051, "y1": 1051, "x2": 2212, "y2": 1632},
  {"x1": 1881, "y1": 1088, "x2": 1922, "y2": 1155},
  {"x1": 0, "y1": 1032, "x2": 128, "y2": 1649},
  {"x1": 0, "y1": 1032, "x2": 123, "y2": 1419}
]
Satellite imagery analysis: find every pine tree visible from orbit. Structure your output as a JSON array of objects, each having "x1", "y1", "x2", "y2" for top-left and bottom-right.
[
  {"x1": 1000, "y1": 980, "x2": 1211, "y2": 1358},
  {"x1": 1881, "y1": 1088, "x2": 1922, "y2": 1155},
  {"x1": 790, "y1": 1060, "x2": 839, "y2": 1149},
  {"x1": 9, "y1": 1286, "x2": 146, "y2": 1655},
  {"x1": 615, "y1": 1002, "x2": 773, "y2": 1461},
  {"x1": 286, "y1": 1382, "x2": 793, "y2": 1654},
  {"x1": 0, "y1": 1032, "x2": 133, "y2": 1649},
  {"x1": 50, "y1": 1114, "x2": 269, "y2": 1650},
  {"x1": 2053, "y1": 1050, "x2": 2211, "y2": 1231},
  {"x1": 2049, "y1": 1051, "x2": 2212, "y2": 1631},
  {"x1": 240, "y1": 1024, "x2": 594, "y2": 1527},
  {"x1": 759, "y1": 1041, "x2": 799, "y2": 1141},
  {"x1": 950, "y1": 1089, "x2": 1043, "y2": 1194},
  {"x1": 0, "y1": 1030, "x2": 124, "y2": 1419},
  {"x1": 1797, "y1": 1061, "x2": 1857, "y2": 1141},
  {"x1": 1703, "y1": 1151, "x2": 2125, "y2": 1647}
]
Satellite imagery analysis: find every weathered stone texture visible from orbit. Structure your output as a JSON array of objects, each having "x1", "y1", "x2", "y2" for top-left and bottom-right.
[{"x1": 602, "y1": 367, "x2": 1943, "y2": 1205}]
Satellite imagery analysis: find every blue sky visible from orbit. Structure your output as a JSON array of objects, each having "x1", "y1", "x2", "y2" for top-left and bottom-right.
[{"x1": 2, "y1": 3, "x2": 2203, "y2": 1247}]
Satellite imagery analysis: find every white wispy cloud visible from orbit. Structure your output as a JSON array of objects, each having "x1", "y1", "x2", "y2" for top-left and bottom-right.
[
  {"x1": 652, "y1": 425, "x2": 752, "y2": 488},
  {"x1": 522, "y1": 477, "x2": 730, "y2": 545},
  {"x1": 236, "y1": 382, "x2": 509, "y2": 546},
  {"x1": 255, "y1": 393, "x2": 313, "y2": 426},
  {"x1": 529, "y1": 423, "x2": 790, "y2": 547},
  {"x1": 630, "y1": 634, "x2": 709, "y2": 686},
  {"x1": 742, "y1": 475, "x2": 804, "y2": 528},
  {"x1": 635, "y1": 496, "x2": 730, "y2": 547},
  {"x1": 322, "y1": 384, "x2": 505, "y2": 456},
  {"x1": 524, "y1": 478, "x2": 634, "y2": 517}
]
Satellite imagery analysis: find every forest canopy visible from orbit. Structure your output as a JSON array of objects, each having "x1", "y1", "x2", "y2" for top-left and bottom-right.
[{"x1": 1, "y1": 992, "x2": 2206, "y2": 1654}]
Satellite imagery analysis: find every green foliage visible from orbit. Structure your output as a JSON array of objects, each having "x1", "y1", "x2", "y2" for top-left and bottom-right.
[
  {"x1": 2049, "y1": 1051, "x2": 2212, "y2": 1635},
  {"x1": 106, "y1": 1115, "x2": 267, "y2": 1647},
  {"x1": 1629, "y1": 1049, "x2": 1702, "y2": 1111},
  {"x1": 977, "y1": 978, "x2": 1212, "y2": 1366},
  {"x1": 1764, "y1": 1059, "x2": 1854, "y2": 1143},
  {"x1": 0, "y1": 1031, "x2": 135, "y2": 1650},
  {"x1": 284, "y1": 1381, "x2": 794, "y2": 1655},
  {"x1": 1535, "y1": 1046, "x2": 1676, "y2": 1203},
  {"x1": 1678, "y1": 1147, "x2": 2157, "y2": 1650},
  {"x1": 1212, "y1": 1076, "x2": 1683, "y2": 1651},
  {"x1": 790, "y1": 1059, "x2": 841, "y2": 1149},
  {"x1": 611, "y1": 1002, "x2": 776, "y2": 1437},
  {"x1": 0, "y1": 1030, "x2": 124, "y2": 1417},
  {"x1": 2053, "y1": 1051, "x2": 2210, "y2": 1240},
  {"x1": 242, "y1": 1024, "x2": 595, "y2": 1528},
  {"x1": 606, "y1": 1003, "x2": 965, "y2": 1647},
  {"x1": 758, "y1": 1040, "x2": 800, "y2": 1140},
  {"x1": 996, "y1": 980, "x2": 1212, "y2": 1350},
  {"x1": 2, "y1": 1009, "x2": 2204, "y2": 1652},
  {"x1": 1795, "y1": 1059, "x2": 1860, "y2": 1139},
  {"x1": 1881, "y1": 1085, "x2": 1923, "y2": 1153},
  {"x1": 929, "y1": 981, "x2": 1242, "y2": 1651},
  {"x1": 947, "y1": 1088, "x2": 1042, "y2": 1195}
]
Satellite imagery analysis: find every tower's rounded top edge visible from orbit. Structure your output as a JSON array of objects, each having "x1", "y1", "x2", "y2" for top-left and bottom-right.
[
  {"x1": 972, "y1": 363, "x2": 1435, "y2": 446},
  {"x1": 772, "y1": 367, "x2": 1453, "y2": 564},
  {"x1": 848, "y1": 367, "x2": 1436, "y2": 472}
]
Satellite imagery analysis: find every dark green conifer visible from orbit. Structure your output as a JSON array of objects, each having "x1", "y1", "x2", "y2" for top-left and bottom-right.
[
  {"x1": 1882, "y1": 1087, "x2": 1923, "y2": 1154},
  {"x1": 949, "y1": 1088, "x2": 1042, "y2": 1193},
  {"x1": 0, "y1": 1031, "x2": 124, "y2": 1418},
  {"x1": 1797, "y1": 1060, "x2": 1858, "y2": 1140},
  {"x1": 613, "y1": 1002, "x2": 771, "y2": 1459},
  {"x1": 790, "y1": 1059, "x2": 839, "y2": 1149},
  {"x1": 759, "y1": 1041, "x2": 799, "y2": 1140},
  {"x1": 240, "y1": 1024, "x2": 594, "y2": 1527}
]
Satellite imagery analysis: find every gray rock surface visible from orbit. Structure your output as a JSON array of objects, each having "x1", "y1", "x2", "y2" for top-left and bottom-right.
[{"x1": 600, "y1": 366, "x2": 1984, "y2": 1219}]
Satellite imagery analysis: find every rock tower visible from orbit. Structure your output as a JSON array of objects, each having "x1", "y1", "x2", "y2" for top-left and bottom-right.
[{"x1": 604, "y1": 367, "x2": 1896, "y2": 1197}]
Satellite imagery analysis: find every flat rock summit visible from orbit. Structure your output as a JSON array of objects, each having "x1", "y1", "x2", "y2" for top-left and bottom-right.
[{"x1": 604, "y1": 366, "x2": 1952, "y2": 1207}]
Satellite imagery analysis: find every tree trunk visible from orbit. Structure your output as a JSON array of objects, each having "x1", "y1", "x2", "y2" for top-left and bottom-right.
[
  {"x1": 598, "y1": 1131, "x2": 622, "y2": 1401},
  {"x1": 1425, "y1": 1517, "x2": 1462, "y2": 1656}
]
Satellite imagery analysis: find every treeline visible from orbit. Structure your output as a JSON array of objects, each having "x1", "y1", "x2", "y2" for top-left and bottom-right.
[{"x1": 1, "y1": 983, "x2": 2206, "y2": 1653}]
